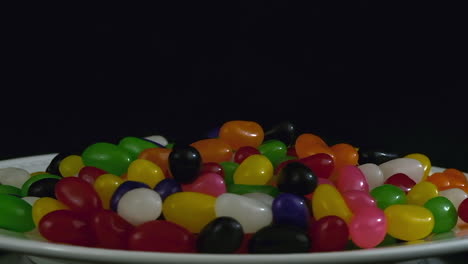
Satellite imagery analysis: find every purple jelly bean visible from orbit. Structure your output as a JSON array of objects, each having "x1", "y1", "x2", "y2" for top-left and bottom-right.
[
  {"x1": 110, "y1": 181, "x2": 150, "y2": 211},
  {"x1": 154, "y1": 178, "x2": 182, "y2": 200},
  {"x1": 272, "y1": 193, "x2": 310, "y2": 230}
]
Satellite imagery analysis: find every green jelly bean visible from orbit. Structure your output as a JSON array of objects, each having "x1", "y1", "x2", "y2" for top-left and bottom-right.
[
  {"x1": 0, "y1": 185, "x2": 21, "y2": 196},
  {"x1": 258, "y1": 140, "x2": 287, "y2": 168},
  {"x1": 82, "y1": 142, "x2": 133, "y2": 176},
  {"x1": 424, "y1": 196, "x2": 457, "y2": 234},
  {"x1": 165, "y1": 143, "x2": 175, "y2": 149},
  {"x1": 227, "y1": 184, "x2": 280, "y2": 197},
  {"x1": 118, "y1": 136, "x2": 158, "y2": 160},
  {"x1": 0, "y1": 194, "x2": 35, "y2": 232},
  {"x1": 21, "y1": 174, "x2": 61, "y2": 197},
  {"x1": 220, "y1": 161, "x2": 239, "y2": 186},
  {"x1": 370, "y1": 184, "x2": 406, "y2": 210}
]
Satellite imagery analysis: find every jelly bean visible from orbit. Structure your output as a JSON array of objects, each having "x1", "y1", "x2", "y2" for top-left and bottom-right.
[
  {"x1": 0, "y1": 167, "x2": 30, "y2": 188},
  {"x1": 272, "y1": 193, "x2": 309, "y2": 230},
  {"x1": 318, "y1": 177, "x2": 334, "y2": 186},
  {"x1": 349, "y1": 206, "x2": 387, "y2": 248},
  {"x1": 370, "y1": 184, "x2": 406, "y2": 210},
  {"x1": 299, "y1": 153, "x2": 334, "y2": 179},
  {"x1": 58, "y1": 155, "x2": 85, "y2": 177},
  {"x1": 118, "y1": 136, "x2": 158, "y2": 160},
  {"x1": 22, "y1": 196, "x2": 40, "y2": 206},
  {"x1": 0, "y1": 185, "x2": 21, "y2": 196},
  {"x1": 117, "y1": 188, "x2": 162, "y2": 226},
  {"x1": 277, "y1": 162, "x2": 317, "y2": 195},
  {"x1": 163, "y1": 192, "x2": 216, "y2": 233},
  {"x1": 444, "y1": 168, "x2": 468, "y2": 183},
  {"x1": 138, "y1": 147, "x2": 172, "y2": 176},
  {"x1": 439, "y1": 188, "x2": 468, "y2": 208},
  {"x1": 200, "y1": 162, "x2": 224, "y2": 178},
  {"x1": 243, "y1": 192, "x2": 274, "y2": 207},
  {"x1": 219, "y1": 120, "x2": 264, "y2": 150},
  {"x1": 28, "y1": 178, "x2": 60, "y2": 198},
  {"x1": 128, "y1": 220, "x2": 195, "y2": 253},
  {"x1": 458, "y1": 198, "x2": 468, "y2": 223},
  {"x1": 32, "y1": 197, "x2": 69, "y2": 226},
  {"x1": 82, "y1": 142, "x2": 133, "y2": 176},
  {"x1": 78, "y1": 166, "x2": 108, "y2": 185},
  {"x1": 168, "y1": 145, "x2": 202, "y2": 184},
  {"x1": 110, "y1": 181, "x2": 150, "y2": 211},
  {"x1": 309, "y1": 215, "x2": 349, "y2": 252},
  {"x1": 384, "y1": 173, "x2": 416, "y2": 193},
  {"x1": 93, "y1": 174, "x2": 124, "y2": 209},
  {"x1": 197, "y1": 216, "x2": 244, "y2": 253},
  {"x1": 153, "y1": 178, "x2": 182, "y2": 200},
  {"x1": 358, "y1": 163, "x2": 384, "y2": 190},
  {"x1": 384, "y1": 204, "x2": 434, "y2": 241},
  {"x1": 263, "y1": 121, "x2": 297, "y2": 146},
  {"x1": 424, "y1": 196, "x2": 457, "y2": 233},
  {"x1": 143, "y1": 135, "x2": 168, "y2": 147},
  {"x1": 379, "y1": 158, "x2": 424, "y2": 183},
  {"x1": 330, "y1": 143, "x2": 359, "y2": 169},
  {"x1": 404, "y1": 153, "x2": 431, "y2": 181},
  {"x1": 406, "y1": 181, "x2": 438, "y2": 206},
  {"x1": 357, "y1": 148, "x2": 400, "y2": 165},
  {"x1": 91, "y1": 209, "x2": 134, "y2": 249},
  {"x1": 233, "y1": 155, "x2": 273, "y2": 185},
  {"x1": 342, "y1": 190, "x2": 376, "y2": 213},
  {"x1": 21, "y1": 173, "x2": 61, "y2": 197},
  {"x1": 39, "y1": 209, "x2": 96, "y2": 247},
  {"x1": 55, "y1": 177, "x2": 102, "y2": 214},
  {"x1": 336, "y1": 165, "x2": 369, "y2": 193},
  {"x1": 295, "y1": 133, "x2": 334, "y2": 159},
  {"x1": 426, "y1": 172, "x2": 452, "y2": 190},
  {"x1": 127, "y1": 159, "x2": 165, "y2": 188},
  {"x1": 443, "y1": 169, "x2": 468, "y2": 190},
  {"x1": 248, "y1": 225, "x2": 310, "y2": 253},
  {"x1": 219, "y1": 161, "x2": 239, "y2": 186},
  {"x1": 46, "y1": 152, "x2": 77, "y2": 177},
  {"x1": 234, "y1": 146, "x2": 261, "y2": 164},
  {"x1": 287, "y1": 146, "x2": 297, "y2": 157},
  {"x1": 190, "y1": 138, "x2": 233, "y2": 163},
  {"x1": 227, "y1": 184, "x2": 279, "y2": 197},
  {"x1": 258, "y1": 140, "x2": 287, "y2": 168},
  {"x1": 274, "y1": 158, "x2": 297, "y2": 176},
  {"x1": 182, "y1": 172, "x2": 226, "y2": 197},
  {"x1": 0, "y1": 194, "x2": 34, "y2": 232},
  {"x1": 312, "y1": 184, "x2": 353, "y2": 223},
  {"x1": 215, "y1": 193, "x2": 272, "y2": 233}
]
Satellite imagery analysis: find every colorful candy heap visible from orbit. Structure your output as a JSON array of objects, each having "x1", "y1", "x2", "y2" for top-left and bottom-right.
[{"x1": 1, "y1": 120, "x2": 468, "y2": 254}]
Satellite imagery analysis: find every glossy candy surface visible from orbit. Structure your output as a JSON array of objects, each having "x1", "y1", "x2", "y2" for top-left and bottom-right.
[
  {"x1": 404, "y1": 153, "x2": 431, "y2": 181},
  {"x1": 117, "y1": 188, "x2": 162, "y2": 226},
  {"x1": 153, "y1": 178, "x2": 182, "y2": 200},
  {"x1": 342, "y1": 190, "x2": 376, "y2": 213},
  {"x1": 78, "y1": 166, "x2": 107, "y2": 185},
  {"x1": 127, "y1": 159, "x2": 165, "y2": 188},
  {"x1": 424, "y1": 196, "x2": 457, "y2": 233},
  {"x1": 299, "y1": 153, "x2": 334, "y2": 179},
  {"x1": 55, "y1": 177, "x2": 102, "y2": 214},
  {"x1": 118, "y1": 136, "x2": 158, "y2": 160},
  {"x1": 258, "y1": 140, "x2": 287, "y2": 168},
  {"x1": 219, "y1": 120, "x2": 264, "y2": 150},
  {"x1": 358, "y1": 163, "x2": 384, "y2": 190},
  {"x1": 138, "y1": 147, "x2": 171, "y2": 175},
  {"x1": 384, "y1": 173, "x2": 416, "y2": 193},
  {"x1": 190, "y1": 138, "x2": 233, "y2": 163},
  {"x1": 272, "y1": 193, "x2": 309, "y2": 230},
  {"x1": 197, "y1": 216, "x2": 244, "y2": 253},
  {"x1": 91, "y1": 209, "x2": 134, "y2": 249},
  {"x1": 379, "y1": 158, "x2": 424, "y2": 183},
  {"x1": 248, "y1": 225, "x2": 310, "y2": 254},
  {"x1": 263, "y1": 121, "x2": 297, "y2": 146},
  {"x1": 458, "y1": 198, "x2": 468, "y2": 223},
  {"x1": 82, "y1": 143, "x2": 133, "y2": 176},
  {"x1": 349, "y1": 206, "x2": 387, "y2": 248},
  {"x1": 295, "y1": 133, "x2": 334, "y2": 159},
  {"x1": 384, "y1": 204, "x2": 434, "y2": 241},
  {"x1": 233, "y1": 155, "x2": 273, "y2": 185},
  {"x1": 336, "y1": 165, "x2": 369, "y2": 193},
  {"x1": 110, "y1": 181, "x2": 150, "y2": 211},
  {"x1": 406, "y1": 181, "x2": 438, "y2": 206},
  {"x1": 370, "y1": 184, "x2": 407, "y2": 210},
  {"x1": 58, "y1": 155, "x2": 85, "y2": 177},
  {"x1": 0, "y1": 194, "x2": 35, "y2": 232},
  {"x1": 309, "y1": 215, "x2": 349, "y2": 252},
  {"x1": 0, "y1": 167, "x2": 30, "y2": 189},
  {"x1": 181, "y1": 172, "x2": 226, "y2": 197},
  {"x1": 168, "y1": 146, "x2": 202, "y2": 184},
  {"x1": 28, "y1": 178, "x2": 59, "y2": 198},
  {"x1": 32, "y1": 197, "x2": 69, "y2": 226},
  {"x1": 312, "y1": 184, "x2": 353, "y2": 223},
  {"x1": 93, "y1": 174, "x2": 124, "y2": 209},
  {"x1": 277, "y1": 162, "x2": 317, "y2": 195},
  {"x1": 21, "y1": 173, "x2": 61, "y2": 197}
]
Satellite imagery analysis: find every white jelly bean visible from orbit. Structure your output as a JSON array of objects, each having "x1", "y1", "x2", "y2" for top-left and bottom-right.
[
  {"x1": 0, "y1": 167, "x2": 30, "y2": 188},
  {"x1": 439, "y1": 188, "x2": 468, "y2": 209},
  {"x1": 117, "y1": 188, "x2": 162, "y2": 226},
  {"x1": 22, "y1": 196, "x2": 40, "y2": 206},
  {"x1": 215, "y1": 193, "x2": 272, "y2": 233},
  {"x1": 358, "y1": 163, "x2": 384, "y2": 190},
  {"x1": 144, "y1": 135, "x2": 168, "y2": 146},
  {"x1": 243, "y1": 192, "x2": 274, "y2": 208},
  {"x1": 379, "y1": 158, "x2": 424, "y2": 183}
]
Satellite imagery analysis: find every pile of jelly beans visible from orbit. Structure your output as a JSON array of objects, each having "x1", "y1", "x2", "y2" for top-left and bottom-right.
[{"x1": 1, "y1": 120, "x2": 468, "y2": 254}]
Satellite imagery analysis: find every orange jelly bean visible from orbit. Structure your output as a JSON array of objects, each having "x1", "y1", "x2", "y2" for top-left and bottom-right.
[
  {"x1": 295, "y1": 133, "x2": 334, "y2": 159},
  {"x1": 138, "y1": 147, "x2": 172, "y2": 175},
  {"x1": 426, "y1": 172, "x2": 451, "y2": 191},
  {"x1": 190, "y1": 138, "x2": 233, "y2": 163},
  {"x1": 444, "y1": 168, "x2": 467, "y2": 189},
  {"x1": 329, "y1": 143, "x2": 358, "y2": 180},
  {"x1": 219, "y1": 121, "x2": 264, "y2": 150}
]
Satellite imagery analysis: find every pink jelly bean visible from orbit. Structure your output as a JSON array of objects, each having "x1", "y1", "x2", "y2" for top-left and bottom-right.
[
  {"x1": 342, "y1": 190, "x2": 376, "y2": 213},
  {"x1": 336, "y1": 165, "x2": 369, "y2": 193},
  {"x1": 384, "y1": 173, "x2": 416, "y2": 193},
  {"x1": 349, "y1": 206, "x2": 387, "y2": 248},
  {"x1": 181, "y1": 172, "x2": 226, "y2": 197},
  {"x1": 318, "y1": 177, "x2": 334, "y2": 186},
  {"x1": 299, "y1": 153, "x2": 334, "y2": 179}
]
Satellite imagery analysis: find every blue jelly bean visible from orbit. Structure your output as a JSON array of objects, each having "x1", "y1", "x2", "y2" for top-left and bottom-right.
[
  {"x1": 272, "y1": 193, "x2": 310, "y2": 230},
  {"x1": 154, "y1": 179, "x2": 182, "y2": 200},
  {"x1": 110, "y1": 181, "x2": 150, "y2": 211}
]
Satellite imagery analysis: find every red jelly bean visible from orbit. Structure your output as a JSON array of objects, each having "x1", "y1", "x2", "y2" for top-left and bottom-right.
[
  {"x1": 384, "y1": 173, "x2": 416, "y2": 193},
  {"x1": 39, "y1": 210, "x2": 96, "y2": 247},
  {"x1": 91, "y1": 210, "x2": 134, "y2": 250},
  {"x1": 458, "y1": 198, "x2": 468, "y2": 223},
  {"x1": 200, "y1": 162, "x2": 224, "y2": 178},
  {"x1": 287, "y1": 147, "x2": 297, "y2": 157},
  {"x1": 128, "y1": 220, "x2": 196, "y2": 253},
  {"x1": 78, "y1": 166, "x2": 107, "y2": 185},
  {"x1": 308, "y1": 215, "x2": 349, "y2": 252},
  {"x1": 299, "y1": 153, "x2": 335, "y2": 179},
  {"x1": 234, "y1": 146, "x2": 260, "y2": 164},
  {"x1": 55, "y1": 177, "x2": 103, "y2": 214}
]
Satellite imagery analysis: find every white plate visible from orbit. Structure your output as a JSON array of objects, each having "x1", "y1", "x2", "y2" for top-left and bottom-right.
[{"x1": 1, "y1": 154, "x2": 468, "y2": 264}]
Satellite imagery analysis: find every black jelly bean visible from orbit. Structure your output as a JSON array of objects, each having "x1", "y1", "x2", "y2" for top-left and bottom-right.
[
  {"x1": 277, "y1": 162, "x2": 317, "y2": 195},
  {"x1": 197, "y1": 217, "x2": 244, "y2": 253},
  {"x1": 358, "y1": 148, "x2": 400, "y2": 165},
  {"x1": 28, "y1": 178, "x2": 60, "y2": 198},
  {"x1": 248, "y1": 225, "x2": 310, "y2": 254},
  {"x1": 169, "y1": 145, "x2": 201, "y2": 183},
  {"x1": 46, "y1": 152, "x2": 74, "y2": 177},
  {"x1": 264, "y1": 121, "x2": 297, "y2": 146}
]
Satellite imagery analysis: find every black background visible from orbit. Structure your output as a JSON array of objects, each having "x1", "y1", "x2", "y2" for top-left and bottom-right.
[{"x1": 2, "y1": 1, "x2": 468, "y2": 171}]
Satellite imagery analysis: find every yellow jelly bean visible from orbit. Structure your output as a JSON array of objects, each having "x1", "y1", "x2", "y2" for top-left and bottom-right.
[
  {"x1": 127, "y1": 159, "x2": 165, "y2": 188},
  {"x1": 32, "y1": 197, "x2": 69, "y2": 226},
  {"x1": 405, "y1": 153, "x2": 431, "y2": 181},
  {"x1": 233, "y1": 154, "x2": 273, "y2": 185},
  {"x1": 59, "y1": 155, "x2": 85, "y2": 177},
  {"x1": 162, "y1": 192, "x2": 216, "y2": 233},
  {"x1": 407, "y1": 181, "x2": 438, "y2": 206},
  {"x1": 312, "y1": 184, "x2": 353, "y2": 223},
  {"x1": 385, "y1": 204, "x2": 434, "y2": 241},
  {"x1": 93, "y1": 174, "x2": 124, "y2": 209}
]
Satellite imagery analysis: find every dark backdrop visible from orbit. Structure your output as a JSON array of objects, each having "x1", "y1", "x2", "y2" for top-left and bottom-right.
[{"x1": 2, "y1": 1, "x2": 467, "y2": 171}]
